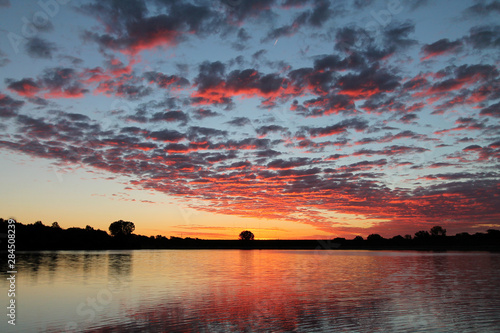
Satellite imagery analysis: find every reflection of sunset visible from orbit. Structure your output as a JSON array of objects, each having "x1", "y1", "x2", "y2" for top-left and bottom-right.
[{"x1": 9, "y1": 250, "x2": 499, "y2": 332}]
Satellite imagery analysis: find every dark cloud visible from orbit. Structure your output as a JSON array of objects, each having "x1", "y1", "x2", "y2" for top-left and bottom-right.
[
  {"x1": 262, "y1": 0, "x2": 335, "y2": 42},
  {"x1": 399, "y1": 113, "x2": 418, "y2": 123},
  {"x1": 60, "y1": 113, "x2": 91, "y2": 122},
  {"x1": 314, "y1": 53, "x2": 366, "y2": 72},
  {"x1": 25, "y1": 37, "x2": 57, "y2": 59},
  {"x1": 297, "y1": 94, "x2": 355, "y2": 117},
  {"x1": 334, "y1": 26, "x2": 371, "y2": 54},
  {"x1": 146, "y1": 129, "x2": 185, "y2": 142},
  {"x1": 463, "y1": 1, "x2": 500, "y2": 17},
  {"x1": 267, "y1": 157, "x2": 313, "y2": 169},
  {"x1": 288, "y1": 67, "x2": 333, "y2": 95},
  {"x1": 226, "y1": 117, "x2": 251, "y2": 127},
  {"x1": 421, "y1": 38, "x2": 462, "y2": 60},
  {"x1": 6, "y1": 78, "x2": 40, "y2": 97},
  {"x1": 192, "y1": 108, "x2": 220, "y2": 120},
  {"x1": 59, "y1": 55, "x2": 84, "y2": 66},
  {"x1": 82, "y1": 1, "x2": 218, "y2": 54},
  {"x1": 282, "y1": 0, "x2": 310, "y2": 7},
  {"x1": 7, "y1": 67, "x2": 90, "y2": 100},
  {"x1": 144, "y1": 71, "x2": 190, "y2": 89},
  {"x1": 262, "y1": 23, "x2": 299, "y2": 43},
  {"x1": 79, "y1": 0, "x2": 148, "y2": 33},
  {"x1": 429, "y1": 64, "x2": 498, "y2": 95},
  {"x1": 195, "y1": 61, "x2": 226, "y2": 92},
  {"x1": 383, "y1": 21, "x2": 417, "y2": 50},
  {"x1": 353, "y1": 0, "x2": 375, "y2": 9},
  {"x1": 341, "y1": 159, "x2": 387, "y2": 172},
  {"x1": 403, "y1": 0, "x2": 429, "y2": 10},
  {"x1": 114, "y1": 84, "x2": 152, "y2": 100},
  {"x1": 237, "y1": 28, "x2": 251, "y2": 42},
  {"x1": 40, "y1": 67, "x2": 89, "y2": 98},
  {"x1": 479, "y1": 101, "x2": 500, "y2": 118},
  {"x1": 151, "y1": 111, "x2": 189, "y2": 124},
  {"x1": 335, "y1": 66, "x2": 401, "y2": 98},
  {"x1": 255, "y1": 125, "x2": 287, "y2": 137},
  {"x1": 255, "y1": 149, "x2": 281, "y2": 158},
  {"x1": 222, "y1": 0, "x2": 277, "y2": 24},
  {"x1": 466, "y1": 25, "x2": 500, "y2": 49},
  {"x1": 0, "y1": 94, "x2": 24, "y2": 118},
  {"x1": 306, "y1": 118, "x2": 368, "y2": 137},
  {"x1": 252, "y1": 49, "x2": 267, "y2": 61},
  {"x1": 187, "y1": 126, "x2": 228, "y2": 141},
  {"x1": 0, "y1": 0, "x2": 10, "y2": 7},
  {"x1": 354, "y1": 145, "x2": 429, "y2": 156},
  {"x1": 305, "y1": 0, "x2": 333, "y2": 27}
]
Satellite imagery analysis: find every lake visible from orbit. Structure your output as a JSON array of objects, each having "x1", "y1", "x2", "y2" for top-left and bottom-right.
[{"x1": 1, "y1": 250, "x2": 500, "y2": 332}]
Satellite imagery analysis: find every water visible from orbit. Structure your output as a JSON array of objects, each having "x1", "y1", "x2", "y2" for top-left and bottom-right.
[{"x1": 1, "y1": 250, "x2": 500, "y2": 332}]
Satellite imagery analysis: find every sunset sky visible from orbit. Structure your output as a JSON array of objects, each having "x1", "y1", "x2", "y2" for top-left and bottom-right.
[{"x1": 0, "y1": 0, "x2": 499, "y2": 239}]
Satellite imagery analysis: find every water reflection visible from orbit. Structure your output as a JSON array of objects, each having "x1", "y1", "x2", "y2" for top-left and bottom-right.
[{"x1": 1, "y1": 250, "x2": 500, "y2": 332}]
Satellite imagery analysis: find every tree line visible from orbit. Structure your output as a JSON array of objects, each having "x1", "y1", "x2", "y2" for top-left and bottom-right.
[{"x1": 1, "y1": 218, "x2": 499, "y2": 251}]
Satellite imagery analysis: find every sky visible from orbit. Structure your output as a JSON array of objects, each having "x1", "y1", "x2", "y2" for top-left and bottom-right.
[{"x1": 0, "y1": 0, "x2": 499, "y2": 240}]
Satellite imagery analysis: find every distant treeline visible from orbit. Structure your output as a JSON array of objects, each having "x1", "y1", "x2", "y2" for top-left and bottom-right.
[{"x1": 1, "y1": 218, "x2": 499, "y2": 251}]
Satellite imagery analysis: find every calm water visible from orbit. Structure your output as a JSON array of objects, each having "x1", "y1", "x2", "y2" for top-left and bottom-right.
[{"x1": 1, "y1": 250, "x2": 500, "y2": 332}]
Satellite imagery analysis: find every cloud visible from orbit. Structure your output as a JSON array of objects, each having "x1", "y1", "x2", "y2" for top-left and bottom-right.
[
  {"x1": 192, "y1": 108, "x2": 220, "y2": 120},
  {"x1": 306, "y1": 118, "x2": 368, "y2": 138},
  {"x1": 81, "y1": 1, "x2": 221, "y2": 55},
  {"x1": 267, "y1": 157, "x2": 313, "y2": 170},
  {"x1": 463, "y1": 1, "x2": 500, "y2": 17},
  {"x1": 192, "y1": 63, "x2": 289, "y2": 107},
  {"x1": 6, "y1": 67, "x2": 89, "y2": 99},
  {"x1": 151, "y1": 111, "x2": 189, "y2": 124},
  {"x1": 354, "y1": 145, "x2": 429, "y2": 156},
  {"x1": 420, "y1": 38, "x2": 462, "y2": 61},
  {"x1": 383, "y1": 21, "x2": 417, "y2": 50},
  {"x1": 399, "y1": 113, "x2": 418, "y2": 123},
  {"x1": 146, "y1": 129, "x2": 185, "y2": 143},
  {"x1": 226, "y1": 117, "x2": 251, "y2": 127},
  {"x1": 466, "y1": 25, "x2": 500, "y2": 49},
  {"x1": 480, "y1": 102, "x2": 500, "y2": 118},
  {"x1": 144, "y1": 71, "x2": 190, "y2": 89},
  {"x1": 255, "y1": 125, "x2": 287, "y2": 137},
  {"x1": 25, "y1": 37, "x2": 57, "y2": 59},
  {"x1": 296, "y1": 94, "x2": 356, "y2": 117},
  {"x1": 335, "y1": 66, "x2": 401, "y2": 99},
  {"x1": 6, "y1": 78, "x2": 40, "y2": 98},
  {"x1": 0, "y1": 94, "x2": 24, "y2": 118}
]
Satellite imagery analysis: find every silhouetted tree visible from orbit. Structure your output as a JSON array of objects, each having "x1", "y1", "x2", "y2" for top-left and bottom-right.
[
  {"x1": 430, "y1": 225, "x2": 446, "y2": 237},
  {"x1": 404, "y1": 234, "x2": 412, "y2": 240},
  {"x1": 85, "y1": 225, "x2": 94, "y2": 231},
  {"x1": 414, "y1": 230, "x2": 430, "y2": 239},
  {"x1": 487, "y1": 229, "x2": 500, "y2": 237},
  {"x1": 51, "y1": 222, "x2": 61, "y2": 229},
  {"x1": 109, "y1": 220, "x2": 135, "y2": 237},
  {"x1": 367, "y1": 234, "x2": 383, "y2": 242},
  {"x1": 239, "y1": 230, "x2": 254, "y2": 241},
  {"x1": 354, "y1": 236, "x2": 364, "y2": 241}
]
